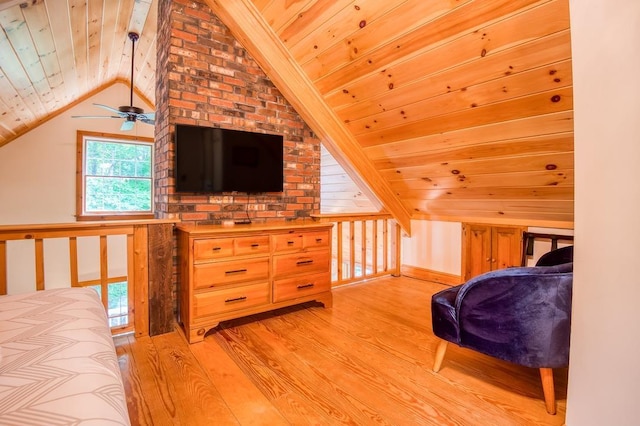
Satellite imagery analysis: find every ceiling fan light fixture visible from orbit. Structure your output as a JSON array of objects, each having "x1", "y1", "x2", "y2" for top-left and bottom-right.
[{"x1": 71, "y1": 30, "x2": 155, "y2": 130}]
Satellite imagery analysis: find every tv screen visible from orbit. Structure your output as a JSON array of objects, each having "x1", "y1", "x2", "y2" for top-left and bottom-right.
[{"x1": 174, "y1": 124, "x2": 284, "y2": 193}]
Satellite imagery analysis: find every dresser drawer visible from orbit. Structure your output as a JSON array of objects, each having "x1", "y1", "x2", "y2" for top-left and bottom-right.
[
  {"x1": 193, "y1": 238, "x2": 234, "y2": 261},
  {"x1": 193, "y1": 257, "x2": 269, "y2": 289},
  {"x1": 234, "y1": 235, "x2": 270, "y2": 256},
  {"x1": 303, "y1": 231, "x2": 330, "y2": 249},
  {"x1": 194, "y1": 282, "x2": 270, "y2": 318},
  {"x1": 273, "y1": 272, "x2": 330, "y2": 303},
  {"x1": 272, "y1": 233, "x2": 303, "y2": 252},
  {"x1": 272, "y1": 250, "x2": 330, "y2": 278}
]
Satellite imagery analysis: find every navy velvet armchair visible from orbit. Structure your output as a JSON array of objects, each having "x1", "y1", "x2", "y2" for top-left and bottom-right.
[{"x1": 431, "y1": 246, "x2": 573, "y2": 414}]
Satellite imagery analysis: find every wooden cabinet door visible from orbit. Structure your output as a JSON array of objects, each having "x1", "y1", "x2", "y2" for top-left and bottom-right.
[
  {"x1": 463, "y1": 223, "x2": 492, "y2": 281},
  {"x1": 492, "y1": 226, "x2": 524, "y2": 270},
  {"x1": 463, "y1": 223, "x2": 524, "y2": 281}
]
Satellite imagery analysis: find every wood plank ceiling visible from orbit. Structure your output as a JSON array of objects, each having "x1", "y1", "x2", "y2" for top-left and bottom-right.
[
  {"x1": 209, "y1": 0, "x2": 574, "y2": 230},
  {"x1": 0, "y1": 0, "x2": 157, "y2": 146},
  {"x1": 0, "y1": 0, "x2": 573, "y2": 230}
]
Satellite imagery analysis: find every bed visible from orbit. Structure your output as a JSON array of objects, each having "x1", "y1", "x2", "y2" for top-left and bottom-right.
[{"x1": 0, "y1": 287, "x2": 130, "y2": 425}]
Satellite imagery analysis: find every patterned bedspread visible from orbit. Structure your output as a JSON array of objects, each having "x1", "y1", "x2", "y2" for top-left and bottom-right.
[{"x1": 0, "y1": 288, "x2": 130, "y2": 425}]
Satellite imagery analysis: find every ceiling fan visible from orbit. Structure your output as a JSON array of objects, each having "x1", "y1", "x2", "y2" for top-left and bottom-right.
[{"x1": 72, "y1": 32, "x2": 155, "y2": 131}]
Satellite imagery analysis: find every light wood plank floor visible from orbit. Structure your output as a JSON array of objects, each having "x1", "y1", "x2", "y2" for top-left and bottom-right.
[{"x1": 115, "y1": 276, "x2": 568, "y2": 425}]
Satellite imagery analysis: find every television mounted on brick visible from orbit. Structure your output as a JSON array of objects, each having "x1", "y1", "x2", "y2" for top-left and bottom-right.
[{"x1": 174, "y1": 124, "x2": 284, "y2": 193}]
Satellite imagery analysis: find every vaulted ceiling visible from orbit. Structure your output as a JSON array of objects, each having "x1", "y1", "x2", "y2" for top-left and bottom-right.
[
  {"x1": 0, "y1": 0, "x2": 157, "y2": 145},
  {"x1": 0, "y1": 0, "x2": 573, "y2": 232}
]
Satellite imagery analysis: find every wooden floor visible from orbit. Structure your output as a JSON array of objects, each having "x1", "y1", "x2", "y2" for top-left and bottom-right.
[{"x1": 115, "y1": 276, "x2": 568, "y2": 425}]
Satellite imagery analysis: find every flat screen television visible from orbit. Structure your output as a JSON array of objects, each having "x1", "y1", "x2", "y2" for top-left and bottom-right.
[{"x1": 174, "y1": 124, "x2": 284, "y2": 193}]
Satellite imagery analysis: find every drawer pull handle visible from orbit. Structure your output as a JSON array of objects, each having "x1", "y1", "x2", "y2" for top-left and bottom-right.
[
  {"x1": 212, "y1": 247, "x2": 221, "y2": 251},
  {"x1": 225, "y1": 268, "x2": 248, "y2": 275},
  {"x1": 251, "y1": 243, "x2": 260, "y2": 248},
  {"x1": 296, "y1": 259, "x2": 313, "y2": 266},
  {"x1": 224, "y1": 296, "x2": 247, "y2": 303},
  {"x1": 297, "y1": 283, "x2": 315, "y2": 289}
]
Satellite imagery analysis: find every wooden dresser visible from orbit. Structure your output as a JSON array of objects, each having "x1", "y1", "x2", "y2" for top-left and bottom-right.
[{"x1": 177, "y1": 221, "x2": 333, "y2": 343}]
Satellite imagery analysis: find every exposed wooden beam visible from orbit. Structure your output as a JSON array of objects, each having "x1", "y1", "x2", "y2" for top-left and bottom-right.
[{"x1": 206, "y1": 0, "x2": 412, "y2": 235}]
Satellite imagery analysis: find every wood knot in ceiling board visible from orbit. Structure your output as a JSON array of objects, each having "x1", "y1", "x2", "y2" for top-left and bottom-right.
[
  {"x1": 355, "y1": 5, "x2": 361, "y2": 11},
  {"x1": 342, "y1": 89, "x2": 349, "y2": 94},
  {"x1": 481, "y1": 48, "x2": 487, "y2": 57},
  {"x1": 359, "y1": 20, "x2": 366, "y2": 28},
  {"x1": 388, "y1": 83, "x2": 394, "y2": 90},
  {"x1": 551, "y1": 95, "x2": 561, "y2": 103},
  {"x1": 451, "y1": 170, "x2": 460, "y2": 175},
  {"x1": 421, "y1": 177, "x2": 432, "y2": 182},
  {"x1": 546, "y1": 164, "x2": 558, "y2": 170},
  {"x1": 498, "y1": 211, "x2": 505, "y2": 215}
]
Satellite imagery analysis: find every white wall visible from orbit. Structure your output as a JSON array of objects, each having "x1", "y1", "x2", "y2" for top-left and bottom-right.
[
  {"x1": 567, "y1": 1, "x2": 640, "y2": 424},
  {"x1": 401, "y1": 220, "x2": 462, "y2": 275},
  {"x1": 0, "y1": 82, "x2": 154, "y2": 224},
  {"x1": 0, "y1": 83, "x2": 154, "y2": 293}
]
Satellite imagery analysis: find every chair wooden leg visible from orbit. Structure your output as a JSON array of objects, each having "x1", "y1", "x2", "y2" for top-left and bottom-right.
[
  {"x1": 539, "y1": 368, "x2": 556, "y2": 415},
  {"x1": 433, "y1": 340, "x2": 448, "y2": 372}
]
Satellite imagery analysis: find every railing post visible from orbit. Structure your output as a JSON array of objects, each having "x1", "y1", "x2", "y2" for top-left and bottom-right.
[
  {"x1": 394, "y1": 222, "x2": 402, "y2": 277},
  {"x1": 0, "y1": 241, "x2": 6, "y2": 295}
]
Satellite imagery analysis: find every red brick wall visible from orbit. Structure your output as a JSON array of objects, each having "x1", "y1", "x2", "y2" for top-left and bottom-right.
[{"x1": 154, "y1": 0, "x2": 320, "y2": 225}]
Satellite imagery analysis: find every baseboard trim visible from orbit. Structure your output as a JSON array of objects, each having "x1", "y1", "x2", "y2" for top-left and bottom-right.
[{"x1": 401, "y1": 265, "x2": 463, "y2": 286}]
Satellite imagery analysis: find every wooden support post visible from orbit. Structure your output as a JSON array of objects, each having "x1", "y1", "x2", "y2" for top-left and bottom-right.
[{"x1": 148, "y1": 223, "x2": 175, "y2": 336}]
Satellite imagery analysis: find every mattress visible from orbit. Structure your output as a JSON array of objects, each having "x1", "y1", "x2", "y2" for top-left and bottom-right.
[{"x1": 0, "y1": 287, "x2": 130, "y2": 425}]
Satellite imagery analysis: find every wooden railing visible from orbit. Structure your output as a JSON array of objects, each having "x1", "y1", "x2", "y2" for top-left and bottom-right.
[
  {"x1": 0, "y1": 220, "x2": 175, "y2": 337},
  {"x1": 313, "y1": 213, "x2": 402, "y2": 286}
]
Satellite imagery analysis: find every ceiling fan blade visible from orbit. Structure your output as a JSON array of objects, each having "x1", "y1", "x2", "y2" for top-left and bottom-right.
[
  {"x1": 71, "y1": 115, "x2": 121, "y2": 119},
  {"x1": 94, "y1": 103, "x2": 126, "y2": 116},
  {"x1": 120, "y1": 120, "x2": 135, "y2": 131},
  {"x1": 138, "y1": 112, "x2": 155, "y2": 125}
]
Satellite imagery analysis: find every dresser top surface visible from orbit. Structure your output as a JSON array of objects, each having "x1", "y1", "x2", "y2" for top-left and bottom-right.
[{"x1": 176, "y1": 220, "x2": 332, "y2": 236}]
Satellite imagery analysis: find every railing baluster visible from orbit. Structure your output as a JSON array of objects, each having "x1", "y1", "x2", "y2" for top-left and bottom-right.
[
  {"x1": 0, "y1": 241, "x2": 6, "y2": 295},
  {"x1": 383, "y1": 219, "x2": 388, "y2": 272},
  {"x1": 337, "y1": 221, "x2": 343, "y2": 284},
  {"x1": 349, "y1": 221, "x2": 355, "y2": 280},
  {"x1": 69, "y1": 237, "x2": 79, "y2": 287},
  {"x1": 35, "y1": 239, "x2": 45, "y2": 291},
  {"x1": 99, "y1": 236, "x2": 109, "y2": 308},
  {"x1": 372, "y1": 220, "x2": 378, "y2": 275}
]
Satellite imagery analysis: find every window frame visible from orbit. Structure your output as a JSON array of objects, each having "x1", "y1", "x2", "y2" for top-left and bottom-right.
[{"x1": 76, "y1": 130, "x2": 155, "y2": 221}]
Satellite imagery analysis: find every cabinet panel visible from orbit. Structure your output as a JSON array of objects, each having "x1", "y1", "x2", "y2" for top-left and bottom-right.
[
  {"x1": 273, "y1": 250, "x2": 330, "y2": 278},
  {"x1": 193, "y1": 257, "x2": 269, "y2": 289},
  {"x1": 273, "y1": 272, "x2": 331, "y2": 303},
  {"x1": 194, "y1": 282, "x2": 270, "y2": 318}
]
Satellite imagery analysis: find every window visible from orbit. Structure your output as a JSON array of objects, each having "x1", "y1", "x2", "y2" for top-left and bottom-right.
[{"x1": 77, "y1": 131, "x2": 154, "y2": 220}]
